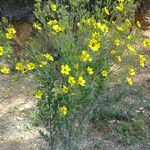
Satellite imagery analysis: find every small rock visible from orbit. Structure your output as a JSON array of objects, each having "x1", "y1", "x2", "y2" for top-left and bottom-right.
[
  {"x1": 143, "y1": 30, "x2": 150, "y2": 38},
  {"x1": 139, "y1": 107, "x2": 144, "y2": 110},
  {"x1": 16, "y1": 116, "x2": 23, "y2": 121}
]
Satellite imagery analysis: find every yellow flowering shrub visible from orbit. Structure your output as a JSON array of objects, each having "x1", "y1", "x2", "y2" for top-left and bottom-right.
[
  {"x1": 0, "y1": 67, "x2": 10, "y2": 74},
  {"x1": 0, "y1": 0, "x2": 149, "y2": 149},
  {"x1": 5, "y1": 27, "x2": 16, "y2": 39},
  {"x1": 0, "y1": 18, "x2": 16, "y2": 74}
]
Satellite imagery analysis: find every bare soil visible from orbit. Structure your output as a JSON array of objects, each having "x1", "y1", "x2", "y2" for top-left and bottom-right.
[{"x1": 0, "y1": 76, "x2": 49, "y2": 150}]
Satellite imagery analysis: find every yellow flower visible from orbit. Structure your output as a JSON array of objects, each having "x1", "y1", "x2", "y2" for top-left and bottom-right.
[
  {"x1": 34, "y1": 90, "x2": 44, "y2": 99},
  {"x1": 77, "y1": 22, "x2": 80, "y2": 27},
  {"x1": 116, "y1": 56, "x2": 122, "y2": 62},
  {"x1": 0, "y1": 46, "x2": 4, "y2": 56},
  {"x1": 111, "y1": 49, "x2": 117, "y2": 55},
  {"x1": 26, "y1": 62, "x2": 36, "y2": 70},
  {"x1": 97, "y1": 22, "x2": 109, "y2": 32},
  {"x1": 33, "y1": 22, "x2": 42, "y2": 31},
  {"x1": 125, "y1": 19, "x2": 131, "y2": 25},
  {"x1": 139, "y1": 54, "x2": 146, "y2": 67},
  {"x1": 127, "y1": 77, "x2": 133, "y2": 85},
  {"x1": 89, "y1": 39, "x2": 100, "y2": 51},
  {"x1": 85, "y1": 18, "x2": 96, "y2": 26},
  {"x1": 116, "y1": 3, "x2": 124, "y2": 11},
  {"x1": 127, "y1": 35, "x2": 133, "y2": 40},
  {"x1": 80, "y1": 51, "x2": 92, "y2": 62},
  {"x1": 50, "y1": 3, "x2": 57, "y2": 11},
  {"x1": 0, "y1": 67, "x2": 10, "y2": 74},
  {"x1": 114, "y1": 39, "x2": 120, "y2": 46},
  {"x1": 78, "y1": 76, "x2": 86, "y2": 86},
  {"x1": 125, "y1": 20, "x2": 132, "y2": 27},
  {"x1": 118, "y1": 0, "x2": 125, "y2": 2},
  {"x1": 143, "y1": 39, "x2": 150, "y2": 47},
  {"x1": 52, "y1": 24, "x2": 63, "y2": 32},
  {"x1": 6, "y1": 27, "x2": 16, "y2": 39},
  {"x1": 127, "y1": 44, "x2": 136, "y2": 55},
  {"x1": 47, "y1": 20, "x2": 58, "y2": 26},
  {"x1": 62, "y1": 86, "x2": 69, "y2": 93},
  {"x1": 136, "y1": 21, "x2": 141, "y2": 28},
  {"x1": 61, "y1": 65, "x2": 71, "y2": 75},
  {"x1": 39, "y1": 61, "x2": 47, "y2": 68},
  {"x1": 59, "y1": 106, "x2": 68, "y2": 116},
  {"x1": 101, "y1": 70, "x2": 108, "y2": 77},
  {"x1": 68, "y1": 76, "x2": 76, "y2": 85},
  {"x1": 92, "y1": 32, "x2": 100, "y2": 39},
  {"x1": 43, "y1": 53, "x2": 54, "y2": 61},
  {"x1": 73, "y1": 64, "x2": 79, "y2": 69},
  {"x1": 7, "y1": 27, "x2": 16, "y2": 34},
  {"x1": 15, "y1": 63, "x2": 23, "y2": 70},
  {"x1": 6, "y1": 33, "x2": 13, "y2": 39},
  {"x1": 117, "y1": 26, "x2": 124, "y2": 31},
  {"x1": 102, "y1": 7, "x2": 110, "y2": 15},
  {"x1": 111, "y1": 21, "x2": 116, "y2": 25},
  {"x1": 128, "y1": 68, "x2": 136, "y2": 76},
  {"x1": 87, "y1": 67, "x2": 94, "y2": 75},
  {"x1": 21, "y1": 66, "x2": 28, "y2": 74}
]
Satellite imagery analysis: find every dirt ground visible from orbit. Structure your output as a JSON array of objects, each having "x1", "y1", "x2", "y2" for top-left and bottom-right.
[{"x1": 0, "y1": 76, "x2": 49, "y2": 150}]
